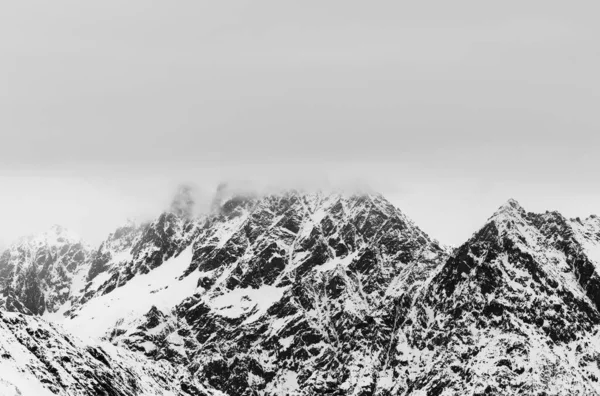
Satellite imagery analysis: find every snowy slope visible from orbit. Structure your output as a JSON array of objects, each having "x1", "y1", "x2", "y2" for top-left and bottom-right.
[
  {"x1": 0, "y1": 360, "x2": 54, "y2": 396},
  {"x1": 395, "y1": 199, "x2": 600, "y2": 395},
  {"x1": 58, "y1": 245, "x2": 198, "y2": 341},
  {"x1": 0, "y1": 310, "x2": 202, "y2": 395}
]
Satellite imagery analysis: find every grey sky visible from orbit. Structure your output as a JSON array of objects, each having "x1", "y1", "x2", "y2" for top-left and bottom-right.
[{"x1": 1, "y1": 1, "x2": 600, "y2": 247}]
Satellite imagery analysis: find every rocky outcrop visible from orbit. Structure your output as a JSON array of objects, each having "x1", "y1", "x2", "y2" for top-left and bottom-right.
[
  {"x1": 0, "y1": 310, "x2": 202, "y2": 395},
  {"x1": 0, "y1": 226, "x2": 91, "y2": 315}
]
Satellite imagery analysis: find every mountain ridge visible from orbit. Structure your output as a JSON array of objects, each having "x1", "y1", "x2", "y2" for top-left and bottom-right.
[{"x1": 2, "y1": 189, "x2": 600, "y2": 394}]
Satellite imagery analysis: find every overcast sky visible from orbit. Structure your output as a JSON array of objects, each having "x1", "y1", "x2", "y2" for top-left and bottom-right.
[{"x1": 1, "y1": 1, "x2": 600, "y2": 248}]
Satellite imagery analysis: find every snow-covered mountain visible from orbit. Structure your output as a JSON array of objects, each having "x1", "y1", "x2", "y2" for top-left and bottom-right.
[
  {"x1": 399, "y1": 199, "x2": 600, "y2": 395},
  {"x1": 2, "y1": 189, "x2": 600, "y2": 395},
  {"x1": 0, "y1": 310, "x2": 202, "y2": 396},
  {"x1": 0, "y1": 225, "x2": 91, "y2": 315}
]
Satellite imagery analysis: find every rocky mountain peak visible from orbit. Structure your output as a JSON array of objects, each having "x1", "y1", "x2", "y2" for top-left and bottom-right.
[
  {"x1": 489, "y1": 198, "x2": 526, "y2": 223},
  {"x1": 15, "y1": 224, "x2": 82, "y2": 249},
  {"x1": 503, "y1": 197, "x2": 522, "y2": 209}
]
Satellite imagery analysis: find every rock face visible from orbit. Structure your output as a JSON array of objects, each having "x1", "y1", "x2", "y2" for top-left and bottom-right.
[
  {"x1": 0, "y1": 310, "x2": 201, "y2": 396},
  {"x1": 0, "y1": 225, "x2": 91, "y2": 315},
  {"x1": 398, "y1": 199, "x2": 600, "y2": 395},
  {"x1": 72, "y1": 212, "x2": 199, "y2": 312},
  {"x1": 169, "y1": 191, "x2": 448, "y2": 395},
  {"x1": 2, "y1": 191, "x2": 600, "y2": 395},
  {"x1": 66, "y1": 190, "x2": 447, "y2": 395}
]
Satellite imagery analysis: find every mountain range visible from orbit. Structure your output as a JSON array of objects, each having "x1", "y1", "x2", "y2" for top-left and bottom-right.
[{"x1": 1, "y1": 186, "x2": 600, "y2": 395}]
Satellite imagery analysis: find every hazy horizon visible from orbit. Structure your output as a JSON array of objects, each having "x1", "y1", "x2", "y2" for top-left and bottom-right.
[
  {"x1": 0, "y1": 172, "x2": 598, "y2": 250},
  {"x1": 2, "y1": 1, "x2": 600, "y2": 248}
]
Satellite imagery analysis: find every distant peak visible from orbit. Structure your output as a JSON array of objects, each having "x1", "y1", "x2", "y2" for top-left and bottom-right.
[
  {"x1": 502, "y1": 198, "x2": 522, "y2": 210},
  {"x1": 488, "y1": 198, "x2": 526, "y2": 225},
  {"x1": 495, "y1": 198, "x2": 525, "y2": 213},
  {"x1": 44, "y1": 225, "x2": 81, "y2": 241},
  {"x1": 10, "y1": 224, "x2": 82, "y2": 249}
]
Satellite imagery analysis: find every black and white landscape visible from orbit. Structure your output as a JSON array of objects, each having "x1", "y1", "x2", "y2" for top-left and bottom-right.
[
  {"x1": 3, "y1": 1, "x2": 600, "y2": 395},
  {"x1": 1, "y1": 186, "x2": 600, "y2": 395}
]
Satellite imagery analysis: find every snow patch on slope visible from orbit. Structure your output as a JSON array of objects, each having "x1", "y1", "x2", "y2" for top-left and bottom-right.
[
  {"x1": 205, "y1": 285, "x2": 288, "y2": 324},
  {"x1": 315, "y1": 251, "x2": 359, "y2": 273},
  {"x1": 0, "y1": 361, "x2": 54, "y2": 396},
  {"x1": 56, "y1": 246, "x2": 198, "y2": 340}
]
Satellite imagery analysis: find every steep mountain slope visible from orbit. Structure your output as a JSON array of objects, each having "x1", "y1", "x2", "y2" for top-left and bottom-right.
[
  {"x1": 69, "y1": 212, "x2": 199, "y2": 314},
  {"x1": 0, "y1": 225, "x2": 91, "y2": 315},
  {"x1": 395, "y1": 200, "x2": 600, "y2": 395},
  {"x1": 69, "y1": 186, "x2": 200, "y2": 314},
  {"x1": 100, "y1": 190, "x2": 449, "y2": 395},
  {"x1": 0, "y1": 309, "x2": 202, "y2": 395}
]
